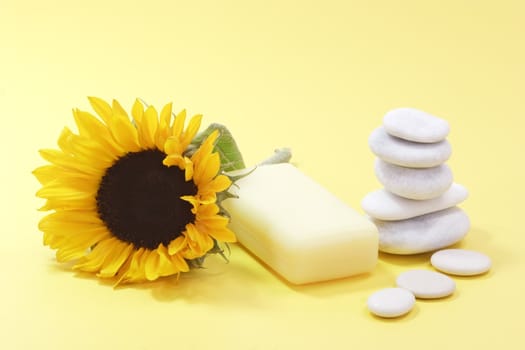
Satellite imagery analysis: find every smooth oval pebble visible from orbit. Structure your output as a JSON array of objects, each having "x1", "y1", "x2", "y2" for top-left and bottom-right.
[
  {"x1": 374, "y1": 159, "x2": 453, "y2": 200},
  {"x1": 369, "y1": 126, "x2": 452, "y2": 168},
  {"x1": 383, "y1": 108, "x2": 450, "y2": 143},
  {"x1": 367, "y1": 288, "x2": 416, "y2": 318},
  {"x1": 361, "y1": 183, "x2": 468, "y2": 221},
  {"x1": 431, "y1": 249, "x2": 492, "y2": 276},
  {"x1": 372, "y1": 207, "x2": 470, "y2": 255},
  {"x1": 396, "y1": 270, "x2": 455, "y2": 299}
]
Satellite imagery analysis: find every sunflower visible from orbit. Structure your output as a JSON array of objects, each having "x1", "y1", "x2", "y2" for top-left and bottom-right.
[{"x1": 34, "y1": 97, "x2": 238, "y2": 284}]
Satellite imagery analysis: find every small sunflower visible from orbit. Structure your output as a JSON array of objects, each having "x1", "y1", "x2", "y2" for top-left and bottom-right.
[{"x1": 34, "y1": 97, "x2": 239, "y2": 284}]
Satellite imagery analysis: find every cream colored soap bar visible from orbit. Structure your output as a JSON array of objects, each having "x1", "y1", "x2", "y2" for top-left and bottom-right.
[{"x1": 223, "y1": 164, "x2": 378, "y2": 284}]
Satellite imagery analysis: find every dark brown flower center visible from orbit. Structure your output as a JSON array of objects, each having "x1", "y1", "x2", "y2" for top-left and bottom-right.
[{"x1": 96, "y1": 149, "x2": 196, "y2": 249}]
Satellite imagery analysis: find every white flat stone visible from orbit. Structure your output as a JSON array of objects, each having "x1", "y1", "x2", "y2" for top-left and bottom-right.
[
  {"x1": 372, "y1": 207, "x2": 470, "y2": 255},
  {"x1": 369, "y1": 126, "x2": 452, "y2": 168},
  {"x1": 374, "y1": 159, "x2": 453, "y2": 200},
  {"x1": 396, "y1": 270, "x2": 455, "y2": 299},
  {"x1": 367, "y1": 288, "x2": 415, "y2": 318},
  {"x1": 361, "y1": 183, "x2": 468, "y2": 221},
  {"x1": 431, "y1": 249, "x2": 492, "y2": 276},
  {"x1": 383, "y1": 108, "x2": 450, "y2": 143}
]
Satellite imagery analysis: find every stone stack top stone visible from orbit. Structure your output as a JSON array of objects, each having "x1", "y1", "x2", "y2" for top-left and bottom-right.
[{"x1": 383, "y1": 108, "x2": 450, "y2": 143}]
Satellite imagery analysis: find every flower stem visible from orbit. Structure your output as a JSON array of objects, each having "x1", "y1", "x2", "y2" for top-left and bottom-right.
[{"x1": 258, "y1": 148, "x2": 292, "y2": 166}]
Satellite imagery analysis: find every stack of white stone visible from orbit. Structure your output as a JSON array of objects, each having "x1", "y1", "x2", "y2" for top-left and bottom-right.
[{"x1": 362, "y1": 108, "x2": 470, "y2": 255}]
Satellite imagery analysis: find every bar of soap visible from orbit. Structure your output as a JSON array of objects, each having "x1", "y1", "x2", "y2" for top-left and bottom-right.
[{"x1": 223, "y1": 164, "x2": 378, "y2": 284}]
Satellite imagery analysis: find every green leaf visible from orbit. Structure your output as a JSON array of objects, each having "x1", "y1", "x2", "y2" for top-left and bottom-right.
[{"x1": 190, "y1": 123, "x2": 246, "y2": 172}]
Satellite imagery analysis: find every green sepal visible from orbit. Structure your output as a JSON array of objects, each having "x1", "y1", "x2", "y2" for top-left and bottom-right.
[
  {"x1": 186, "y1": 239, "x2": 231, "y2": 268},
  {"x1": 225, "y1": 166, "x2": 256, "y2": 183}
]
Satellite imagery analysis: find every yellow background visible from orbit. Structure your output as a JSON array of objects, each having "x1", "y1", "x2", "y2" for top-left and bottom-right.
[{"x1": 2, "y1": 0, "x2": 524, "y2": 349}]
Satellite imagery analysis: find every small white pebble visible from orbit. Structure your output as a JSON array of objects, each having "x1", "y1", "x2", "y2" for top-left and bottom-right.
[
  {"x1": 367, "y1": 287, "x2": 416, "y2": 318},
  {"x1": 396, "y1": 270, "x2": 455, "y2": 299},
  {"x1": 431, "y1": 249, "x2": 492, "y2": 276}
]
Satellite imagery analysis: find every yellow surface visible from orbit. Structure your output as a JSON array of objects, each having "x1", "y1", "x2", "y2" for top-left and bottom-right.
[{"x1": 2, "y1": 0, "x2": 524, "y2": 349}]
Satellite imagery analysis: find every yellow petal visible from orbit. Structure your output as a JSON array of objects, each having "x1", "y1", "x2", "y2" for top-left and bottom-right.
[
  {"x1": 39, "y1": 149, "x2": 104, "y2": 176},
  {"x1": 170, "y1": 253, "x2": 189, "y2": 272},
  {"x1": 193, "y1": 152, "x2": 220, "y2": 186},
  {"x1": 87, "y1": 97, "x2": 113, "y2": 124},
  {"x1": 117, "y1": 247, "x2": 146, "y2": 284},
  {"x1": 62, "y1": 227, "x2": 110, "y2": 247},
  {"x1": 38, "y1": 172, "x2": 99, "y2": 194},
  {"x1": 57, "y1": 127, "x2": 74, "y2": 155},
  {"x1": 171, "y1": 109, "x2": 187, "y2": 138},
  {"x1": 162, "y1": 153, "x2": 185, "y2": 168},
  {"x1": 182, "y1": 156, "x2": 194, "y2": 181},
  {"x1": 40, "y1": 210, "x2": 102, "y2": 225},
  {"x1": 98, "y1": 243, "x2": 134, "y2": 278},
  {"x1": 73, "y1": 238, "x2": 118, "y2": 272},
  {"x1": 207, "y1": 225, "x2": 237, "y2": 243},
  {"x1": 38, "y1": 196, "x2": 97, "y2": 212},
  {"x1": 160, "y1": 103, "x2": 173, "y2": 127},
  {"x1": 168, "y1": 236, "x2": 186, "y2": 255},
  {"x1": 196, "y1": 216, "x2": 237, "y2": 242},
  {"x1": 180, "y1": 195, "x2": 199, "y2": 213},
  {"x1": 196, "y1": 203, "x2": 220, "y2": 217},
  {"x1": 156, "y1": 102, "x2": 173, "y2": 150},
  {"x1": 55, "y1": 247, "x2": 88, "y2": 262},
  {"x1": 36, "y1": 184, "x2": 96, "y2": 201},
  {"x1": 43, "y1": 231, "x2": 66, "y2": 249},
  {"x1": 61, "y1": 178, "x2": 99, "y2": 193},
  {"x1": 138, "y1": 248, "x2": 151, "y2": 272},
  {"x1": 191, "y1": 129, "x2": 219, "y2": 165},
  {"x1": 73, "y1": 109, "x2": 104, "y2": 136},
  {"x1": 144, "y1": 250, "x2": 161, "y2": 281},
  {"x1": 202, "y1": 174, "x2": 232, "y2": 194},
  {"x1": 72, "y1": 109, "x2": 124, "y2": 156},
  {"x1": 182, "y1": 240, "x2": 206, "y2": 260},
  {"x1": 56, "y1": 228, "x2": 111, "y2": 262},
  {"x1": 33, "y1": 165, "x2": 61, "y2": 185},
  {"x1": 155, "y1": 244, "x2": 180, "y2": 277},
  {"x1": 39, "y1": 223, "x2": 103, "y2": 242},
  {"x1": 112, "y1": 99, "x2": 129, "y2": 118},
  {"x1": 163, "y1": 155, "x2": 193, "y2": 180},
  {"x1": 131, "y1": 99, "x2": 144, "y2": 124},
  {"x1": 186, "y1": 223, "x2": 214, "y2": 253},
  {"x1": 140, "y1": 106, "x2": 159, "y2": 149},
  {"x1": 164, "y1": 137, "x2": 183, "y2": 155},
  {"x1": 58, "y1": 125, "x2": 117, "y2": 165},
  {"x1": 180, "y1": 114, "x2": 202, "y2": 148},
  {"x1": 108, "y1": 113, "x2": 141, "y2": 151},
  {"x1": 33, "y1": 165, "x2": 93, "y2": 185}
]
